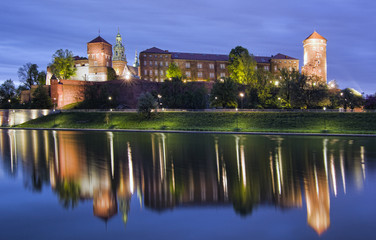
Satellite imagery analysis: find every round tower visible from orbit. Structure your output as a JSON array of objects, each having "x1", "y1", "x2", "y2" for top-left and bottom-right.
[
  {"x1": 302, "y1": 31, "x2": 327, "y2": 83},
  {"x1": 87, "y1": 36, "x2": 113, "y2": 81},
  {"x1": 112, "y1": 31, "x2": 127, "y2": 77}
]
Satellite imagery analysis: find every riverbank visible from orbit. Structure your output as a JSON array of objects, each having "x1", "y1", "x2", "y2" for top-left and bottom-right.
[{"x1": 12, "y1": 111, "x2": 376, "y2": 135}]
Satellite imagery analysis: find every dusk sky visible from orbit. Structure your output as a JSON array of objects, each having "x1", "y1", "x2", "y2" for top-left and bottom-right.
[{"x1": 1, "y1": 0, "x2": 375, "y2": 93}]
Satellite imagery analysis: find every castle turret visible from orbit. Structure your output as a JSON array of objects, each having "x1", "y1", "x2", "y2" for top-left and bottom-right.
[
  {"x1": 87, "y1": 36, "x2": 112, "y2": 81},
  {"x1": 133, "y1": 50, "x2": 139, "y2": 68},
  {"x1": 112, "y1": 30, "x2": 127, "y2": 77},
  {"x1": 302, "y1": 31, "x2": 327, "y2": 83}
]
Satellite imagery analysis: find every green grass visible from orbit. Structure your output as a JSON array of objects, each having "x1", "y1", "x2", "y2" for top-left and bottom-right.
[{"x1": 17, "y1": 111, "x2": 376, "y2": 134}]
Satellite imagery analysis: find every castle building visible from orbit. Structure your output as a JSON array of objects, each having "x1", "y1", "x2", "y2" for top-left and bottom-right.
[
  {"x1": 302, "y1": 31, "x2": 327, "y2": 83},
  {"x1": 139, "y1": 47, "x2": 299, "y2": 82},
  {"x1": 46, "y1": 32, "x2": 138, "y2": 84}
]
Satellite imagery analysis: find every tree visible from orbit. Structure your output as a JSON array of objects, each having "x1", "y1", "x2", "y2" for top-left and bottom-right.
[
  {"x1": 18, "y1": 63, "x2": 39, "y2": 89},
  {"x1": 137, "y1": 92, "x2": 157, "y2": 119},
  {"x1": 279, "y1": 68, "x2": 306, "y2": 108},
  {"x1": 340, "y1": 88, "x2": 364, "y2": 110},
  {"x1": 166, "y1": 63, "x2": 182, "y2": 79},
  {"x1": 49, "y1": 49, "x2": 76, "y2": 80},
  {"x1": 31, "y1": 85, "x2": 52, "y2": 109},
  {"x1": 228, "y1": 46, "x2": 257, "y2": 85},
  {"x1": 364, "y1": 94, "x2": 376, "y2": 109},
  {"x1": 37, "y1": 71, "x2": 47, "y2": 85},
  {"x1": 0, "y1": 79, "x2": 16, "y2": 108},
  {"x1": 210, "y1": 77, "x2": 238, "y2": 108}
]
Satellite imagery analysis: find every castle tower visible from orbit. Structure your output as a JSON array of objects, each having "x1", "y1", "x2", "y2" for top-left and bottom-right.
[
  {"x1": 87, "y1": 36, "x2": 113, "y2": 81},
  {"x1": 112, "y1": 30, "x2": 127, "y2": 77},
  {"x1": 302, "y1": 31, "x2": 327, "y2": 83}
]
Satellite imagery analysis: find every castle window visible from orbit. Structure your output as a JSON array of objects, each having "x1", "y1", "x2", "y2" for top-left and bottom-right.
[
  {"x1": 144, "y1": 61, "x2": 146, "y2": 66},
  {"x1": 144, "y1": 54, "x2": 146, "y2": 57},
  {"x1": 320, "y1": 47, "x2": 323, "y2": 50},
  {"x1": 165, "y1": 62, "x2": 168, "y2": 67},
  {"x1": 264, "y1": 66, "x2": 269, "y2": 71},
  {"x1": 209, "y1": 64, "x2": 214, "y2": 69},
  {"x1": 94, "y1": 61, "x2": 98, "y2": 66},
  {"x1": 160, "y1": 55, "x2": 163, "y2": 58},
  {"x1": 149, "y1": 55, "x2": 152, "y2": 58},
  {"x1": 185, "y1": 71, "x2": 191, "y2": 77},
  {"x1": 116, "y1": 52, "x2": 118, "y2": 56},
  {"x1": 160, "y1": 70, "x2": 164, "y2": 76},
  {"x1": 160, "y1": 62, "x2": 163, "y2": 66},
  {"x1": 186, "y1": 62, "x2": 190, "y2": 68},
  {"x1": 220, "y1": 73, "x2": 225, "y2": 78},
  {"x1": 150, "y1": 61, "x2": 152, "y2": 66},
  {"x1": 198, "y1": 72, "x2": 203, "y2": 78},
  {"x1": 274, "y1": 66, "x2": 277, "y2": 71},
  {"x1": 318, "y1": 60, "x2": 320, "y2": 64},
  {"x1": 155, "y1": 70, "x2": 158, "y2": 75},
  {"x1": 144, "y1": 70, "x2": 147, "y2": 75},
  {"x1": 209, "y1": 72, "x2": 214, "y2": 78},
  {"x1": 289, "y1": 67, "x2": 292, "y2": 71},
  {"x1": 106, "y1": 62, "x2": 109, "y2": 67},
  {"x1": 155, "y1": 61, "x2": 158, "y2": 66},
  {"x1": 197, "y1": 63, "x2": 202, "y2": 69},
  {"x1": 220, "y1": 64, "x2": 225, "y2": 69},
  {"x1": 150, "y1": 70, "x2": 153, "y2": 76}
]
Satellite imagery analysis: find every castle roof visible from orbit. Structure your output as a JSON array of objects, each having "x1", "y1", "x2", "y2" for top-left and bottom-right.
[
  {"x1": 170, "y1": 52, "x2": 228, "y2": 61},
  {"x1": 271, "y1": 53, "x2": 298, "y2": 60},
  {"x1": 141, "y1": 47, "x2": 169, "y2": 54},
  {"x1": 304, "y1": 31, "x2": 327, "y2": 41},
  {"x1": 88, "y1": 36, "x2": 111, "y2": 45}
]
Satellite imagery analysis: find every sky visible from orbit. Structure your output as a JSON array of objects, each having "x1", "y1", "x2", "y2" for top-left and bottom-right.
[{"x1": 0, "y1": 0, "x2": 375, "y2": 94}]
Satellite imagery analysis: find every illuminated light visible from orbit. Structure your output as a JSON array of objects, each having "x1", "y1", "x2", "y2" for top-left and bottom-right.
[
  {"x1": 239, "y1": 92, "x2": 244, "y2": 98},
  {"x1": 340, "y1": 150, "x2": 346, "y2": 194},
  {"x1": 323, "y1": 107, "x2": 326, "y2": 111},
  {"x1": 330, "y1": 155, "x2": 337, "y2": 197},
  {"x1": 323, "y1": 139, "x2": 328, "y2": 177},
  {"x1": 215, "y1": 139, "x2": 220, "y2": 182},
  {"x1": 278, "y1": 97, "x2": 281, "y2": 100},
  {"x1": 53, "y1": 130, "x2": 59, "y2": 173},
  {"x1": 127, "y1": 142, "x2": 134, "y2": 194},
  {"x1": 340, "y1": 92, "x2": 343, "y2": 96},
  {"x1": 108, "y1": 132, "x2": 114, "y2": 178},
  {"x1": 108, "y1": 96, "x2": 112, "y2": 101},
  {"x1": 222, "y1": 164, "x2": 228, "y2": 200},
  {"x1": 235, "y1": 136, "x2": 240, "y2": 180},
  {"x1": 361, "y1": 146, "x2": 366, "y2": 180},
  {"x1": 274, "y1": 81, "x2": 279, "y2": 86},
  {"x1": 172, "y1": 163, "x2": 175, "y2": 192},
  {"x1": 214, "y1": 97, "x2": 218, "y2": 100},
  {"x1": 270, "y1": 153, "x2": 275, "y2": 194},
  {"x1": 240, "y1": 144, "x2": 246, "y2": 187},
  {"x1": 275, "y1": 152, "x2": 282, "y2": 195}
]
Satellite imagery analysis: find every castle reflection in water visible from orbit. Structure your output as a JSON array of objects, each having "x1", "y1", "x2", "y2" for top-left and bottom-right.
[{"x1": 0, "y1": 130, "x2": 373, "y2": 235}]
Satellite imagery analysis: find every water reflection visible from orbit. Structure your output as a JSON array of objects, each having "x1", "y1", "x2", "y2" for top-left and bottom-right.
[{"x1": 0, "y1": 130, "x2": 375, "y2": 235}]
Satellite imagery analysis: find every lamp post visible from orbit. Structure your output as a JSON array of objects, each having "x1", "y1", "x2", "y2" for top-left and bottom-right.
[
  {"x1": 239, "y1": 92, "x2": 244, "y2": 109},
  {"x1": 108, "y1": 96, "x2": 112, "y2": 111},
  {"x1": 158, "y1": 94, "x2": 164, "y2": 127}
]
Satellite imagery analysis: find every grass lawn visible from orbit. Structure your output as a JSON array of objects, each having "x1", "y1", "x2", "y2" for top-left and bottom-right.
[{"x1": 15, "y1": 111, "x2": 376, "y2": 134}]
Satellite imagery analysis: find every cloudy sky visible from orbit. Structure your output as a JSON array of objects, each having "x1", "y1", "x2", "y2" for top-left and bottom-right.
[{"x1": 0, "y1": 0, "x2": 375, "y2": 93}]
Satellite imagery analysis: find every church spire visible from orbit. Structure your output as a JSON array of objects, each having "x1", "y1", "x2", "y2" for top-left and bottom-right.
[{"x1": 133, "y1": 50, "x2": 139, "y2": 67}]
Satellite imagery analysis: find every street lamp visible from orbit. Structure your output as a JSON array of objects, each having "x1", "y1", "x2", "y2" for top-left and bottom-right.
[{"x1": 239, "y1": 92, "x2": 244, "y2": 109}]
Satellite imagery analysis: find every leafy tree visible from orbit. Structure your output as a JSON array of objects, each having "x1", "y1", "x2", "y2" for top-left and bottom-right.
[
  {"x1": 304, "y1": 79, "x2": 330, "y2": 108},
  {"x1": 137, "y1": 92, "x2": 157, "y2": 119},
  {"x1": 0, "y1": 79, "x2": 17, "y2": 108},
  {"x1": 228, "y1": 46, "x2": 257, "y2": 85},
  {"x1": 31, "y1": 85, "x2": 52, "y2": 109},
  {"x1": 37, "y1": 71, "x2": 47, "y2": 85},
  {"x1": 166, "y1": 63, "x2": 182, "y2": 79},
  {"x1": 49, "y1": 49, "x2": 76, "y2": 80},
  {"x1": 279, "y1": 68, "x2": 306, "y2": 108},
  {"x1": 364, "y1": 93, "x2": 376, "y2": 109},
  {"x1": 210, "y1": 77, "x2": 238, "y2": 108},
  {"x1": 18, "y1": 63, "x2": 39, "y2": 89},
  {"x1": 107, "y1": 67, "x2": 117, "y2": 81},
  {"x1": 340, "y1": 88, "x2": 364, "y2": 110}
]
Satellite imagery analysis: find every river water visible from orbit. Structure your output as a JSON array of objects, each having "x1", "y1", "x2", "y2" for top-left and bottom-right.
[{"x1": 0, "y1": 129, "x2": 375, "y2": 239}]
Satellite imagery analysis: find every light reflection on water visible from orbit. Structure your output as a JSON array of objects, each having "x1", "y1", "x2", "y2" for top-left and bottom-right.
[{"x1": 0, "y1": 129, "x2": 375, "y2": 239}]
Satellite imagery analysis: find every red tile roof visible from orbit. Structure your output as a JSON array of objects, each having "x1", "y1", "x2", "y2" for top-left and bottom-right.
[
  {"x1": 88, "y1": 36, "x2": 111, "y2": 45},
  {"x1": 304, "y1": 31, "x2": 327, "y2": 41}
]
